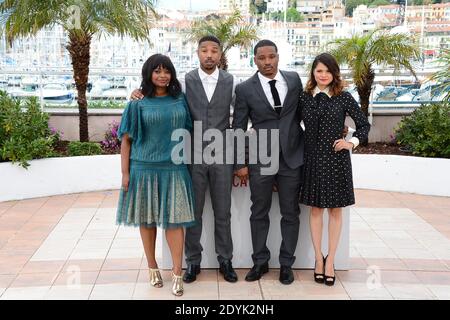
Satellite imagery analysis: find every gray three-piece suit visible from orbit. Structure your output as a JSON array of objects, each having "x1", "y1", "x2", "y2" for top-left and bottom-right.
[{"x1": 184, "y1": 69, "x2": 235, "y2": 265}]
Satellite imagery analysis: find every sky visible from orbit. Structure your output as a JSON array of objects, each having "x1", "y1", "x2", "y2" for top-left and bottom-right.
[{"x1": 157, "y1": 0, "x2": 219, "y2": 11}]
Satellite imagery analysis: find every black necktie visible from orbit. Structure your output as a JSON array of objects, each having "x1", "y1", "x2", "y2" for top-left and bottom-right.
[{"x1": 269, "y1": 80, "x2": 282, "y2": 114}]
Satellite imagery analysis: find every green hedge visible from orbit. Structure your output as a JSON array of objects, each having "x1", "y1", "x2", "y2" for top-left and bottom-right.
[
  {"x1": 68, "y1": 141, "x2": 103, "y2": 156},
  {"x1": 395, "y1": 102, "x2": 450, "y2": 158},
  {"x1": 0, "y1": 91, "x2": 57, "y2": 168}
]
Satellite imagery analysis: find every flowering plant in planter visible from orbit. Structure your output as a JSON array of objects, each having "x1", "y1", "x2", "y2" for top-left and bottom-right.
[{"x1": 100, "y1": 121, "x2": 121, "y2": 154}]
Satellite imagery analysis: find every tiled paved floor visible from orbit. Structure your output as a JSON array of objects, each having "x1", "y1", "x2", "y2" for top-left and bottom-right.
[{"x1": 0, "y1": 189, "x2": 449, "y2": 300}]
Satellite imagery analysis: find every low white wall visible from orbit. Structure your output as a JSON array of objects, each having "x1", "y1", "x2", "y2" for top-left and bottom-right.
[
  {"x1": 1, "y1": 154, "x2": 449, "y2": 202},
  {"x1": 161, "y1": 188, "x2": 350, "y2": 270},
  {"x1": 352, "y1": 154, "x2": 450, "y2": 197},
  {"x1": 0, "y1": 155, "x2": 121, "y2": 202}
]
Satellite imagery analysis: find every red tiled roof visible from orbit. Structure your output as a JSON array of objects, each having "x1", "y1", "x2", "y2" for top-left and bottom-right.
[
  {"x1": 378, "y1": 5, "x2": 400, "y2": 9},
  {"x1": 427, "y1": 20, "x2": 450, "y2": 25}
]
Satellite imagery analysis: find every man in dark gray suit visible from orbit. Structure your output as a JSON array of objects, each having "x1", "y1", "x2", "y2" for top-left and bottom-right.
[{"x1": 233, "y1": 40, "x2": 305, "y2": 285}]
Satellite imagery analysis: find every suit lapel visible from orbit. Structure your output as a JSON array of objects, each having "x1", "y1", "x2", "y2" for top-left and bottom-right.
[
  {"x1": 252, "y1": 72, "x2": 278, "y2": 115},
  {"x1": 280, "y1": 70, "x2": 293, "y2": 116}
]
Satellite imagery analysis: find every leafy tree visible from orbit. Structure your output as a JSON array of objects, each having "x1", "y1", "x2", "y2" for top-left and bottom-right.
[
  {"x1": 0, "y1": 0, "x2": 156, "y2": 142},
  {"x1": 328, "y1": 30, "x2": 421, "y2": 117},
  {"x1": 187, "y1": 9, "x2": 259, "y2": 71}
]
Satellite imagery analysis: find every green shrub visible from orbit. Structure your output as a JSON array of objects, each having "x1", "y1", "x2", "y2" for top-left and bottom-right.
[
  {"x1": 0, "y1": 91, "x2": 57, "y2": 168},
  {"x1": 395, "y1": 102, "x2": 450, "y2": 158},
  {"x1": 67, "y1": 141, "x2": 103, "y2": 156},
  {"x1": 89, "y1": 100, "x2": 126, "y2": 109}
]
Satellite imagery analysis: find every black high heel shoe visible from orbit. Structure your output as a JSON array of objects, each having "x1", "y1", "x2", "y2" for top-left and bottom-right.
[
  {"x1": 314, "y1": 255, "x2": 325, "y2": 284},
  {"x1": 324, "y1": 255, "x2": 336, "y2": 286}
]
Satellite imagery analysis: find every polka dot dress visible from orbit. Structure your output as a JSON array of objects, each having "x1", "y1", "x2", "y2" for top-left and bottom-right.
[{"x1": 299, "y1": 91, "x2": 370, "y2": 208}]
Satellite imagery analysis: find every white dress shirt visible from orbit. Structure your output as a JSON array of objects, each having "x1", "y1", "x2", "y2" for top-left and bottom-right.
[
  {"x1": 179, "y1": 68, "x2": 237, "y2": 126},
  {"x1": 312, "y1": 86, "x2": 360, "y2": 149},
  {"x1": 257, "y1": 71, "x2": 288, "y2": 109},
  {"x1": 198, "y1": 67, "x2": 220, "y2": 102}
]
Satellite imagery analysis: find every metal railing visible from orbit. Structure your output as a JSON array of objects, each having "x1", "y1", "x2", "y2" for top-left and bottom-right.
[{"x1": 0, "y1": 67, "x2": 446, "y2": 116}]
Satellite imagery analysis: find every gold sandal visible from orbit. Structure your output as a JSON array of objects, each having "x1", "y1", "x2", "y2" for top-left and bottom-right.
[
  {"x1": 149, "y1": 268, "x2": 163, "y2": 288},
  {"x1": 172, "y1": 272, "x2": 184, "y2": 296}
]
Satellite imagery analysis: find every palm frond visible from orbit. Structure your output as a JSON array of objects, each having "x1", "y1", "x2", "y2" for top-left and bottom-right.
[
  {"x1": 1, "y1": 0, "x2": 157, "y2": 42},
  {"x1": 429, "y1": 49, "x2": 450, "y2": 101},
  {"x1": 185, "y1": 9, "x2": 259, "y2": 55},
  {"x1": 327, "y1": 33, "x2": 373, "y2": 86},
  {"x1": 368, "y1": 30, "x2": 421, "y2": 79},
  {"x1": 0, "y1": 0, "x2": 67, "y2": 41}
]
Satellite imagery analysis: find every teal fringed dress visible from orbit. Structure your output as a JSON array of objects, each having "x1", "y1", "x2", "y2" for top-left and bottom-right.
[{"x1": 116, "y1": 94, "x2": 196, "y2": 229}]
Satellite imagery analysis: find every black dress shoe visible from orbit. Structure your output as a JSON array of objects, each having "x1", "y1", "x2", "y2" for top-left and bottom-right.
[
  {"x1": 183, "y1": 264, "x2": 200, "y2": 283},
  {"x1": 279, "y1": 265, "x2": 294, "y2": 285},
  {"x1": 245, "y1": 262, "x2": 269, "y2": 282},
  {"x1": 219, "y1": 260, "x2": 238, "y2": 283}
]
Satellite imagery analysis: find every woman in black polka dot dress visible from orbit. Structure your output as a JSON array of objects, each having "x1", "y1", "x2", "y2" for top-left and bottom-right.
[{"x1": 298, "y1": 53, "x2": 370, "y2": 286}]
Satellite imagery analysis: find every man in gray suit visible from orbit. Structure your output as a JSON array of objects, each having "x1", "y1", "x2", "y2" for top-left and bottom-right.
[
  {"x1": 182, "y1": 36, "x2": 237, "y2": 283},
  {"x1": 131, "y1": 36, "x2": 238, "y2": 283},
  {"x1": 233, "y1": 40, "x2": 305, "y2": 285}
]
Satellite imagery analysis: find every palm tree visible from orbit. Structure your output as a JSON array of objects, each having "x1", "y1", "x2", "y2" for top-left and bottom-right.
[
  {"x1": 429, "y1": 49, "x2": 450, "y2": 101},
  {"x1": 186, "y1": 9, "x2": 259, "y2": 71},
  {"x1": 0, "y1": 0, "x2": 156, "y2": 142},
  {"x1": 327, "y1": 30, "x2": 421, "y2": 117}
]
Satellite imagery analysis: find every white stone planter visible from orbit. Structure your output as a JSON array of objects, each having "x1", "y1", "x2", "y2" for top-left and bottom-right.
[
  {"x1": 352, "y1": 154, "x2": 450, "y2": 197},
  {"x1": 1, "y1": 154, "x2": 449, "y2": 201},
  {"x1": 0, "y1": 155, "x2": 121, "y2": 202}
]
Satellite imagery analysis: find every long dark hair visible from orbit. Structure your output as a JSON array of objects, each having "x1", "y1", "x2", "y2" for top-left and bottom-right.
[
  {"x1": 140, "y1": 54, "x2": 182, "y2": 98},
  {"x1": 306, "y1": 53, "x2": 345, "y2": 97}
]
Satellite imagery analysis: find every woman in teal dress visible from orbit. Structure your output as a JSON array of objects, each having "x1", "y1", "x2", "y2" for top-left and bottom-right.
[{"x1": 116, "y1": 54, "x2": 195, "y2": 296}]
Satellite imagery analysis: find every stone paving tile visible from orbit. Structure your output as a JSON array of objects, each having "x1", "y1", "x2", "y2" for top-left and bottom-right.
[
  {"x1": 53, "y1": 271, "x2": 99, "y2": 286},
  {"x1": 413, "y1": 271, "x2": 450, "y2": 286},
  {"x1": 1, "y1": 286, "x2": 51, "y2": 300},
  {"x1": 363, "y1": 258, "x2": 408, "y2": 271},
  {"x1": 384, "y1": 283, "x2": 436, "y2": 300},
  {"x1": 89, "y1": 283, "x2": 136, "y2": 300},
  {"x1": 95, "y1": 270, "x2": 139, "y2": 285},
  {"x1": 10, "y1": 272, "x2": 59, "y2": 288},
  {"x1": 1, "y1": 190, "x2": 449, "y2": 300},
  {"x1": 426, "y1": 285, "x2": 450, "y2": 300},
  {"x1": 45, "y1": 284, "x2": 94, "y2": 300},
  {"x1": 341, "y1": 281, "x2": 393, "y2": 300}
]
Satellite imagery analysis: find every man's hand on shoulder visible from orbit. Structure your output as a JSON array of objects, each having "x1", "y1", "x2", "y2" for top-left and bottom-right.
[{"x1": 130, "y1": 89, "x2": 144, "y2": 100}]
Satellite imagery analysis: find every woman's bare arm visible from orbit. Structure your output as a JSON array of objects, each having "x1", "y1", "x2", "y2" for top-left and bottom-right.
[{"x1": 121, "y1": 134, "x2": 131, "y2": 191}]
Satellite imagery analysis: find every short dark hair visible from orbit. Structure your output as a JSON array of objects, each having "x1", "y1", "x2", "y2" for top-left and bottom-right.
[
  {"x1": 254, "y1": 39, "x2": 278, "y2": 56},
  {"x1": 140, "y1": 54, "x2": 182, "y2": 98},
  {"x1": 198, "y1": 35, "x2": 221, "y2": 47}
]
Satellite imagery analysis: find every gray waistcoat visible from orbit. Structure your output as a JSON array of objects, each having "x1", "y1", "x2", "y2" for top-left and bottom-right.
[
  {"x1": 185, "y1": 69, "x2": 234, "y2": 164},
  {"x1": 185, "y1": 69, "x2": 234, "y2": 132}
]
